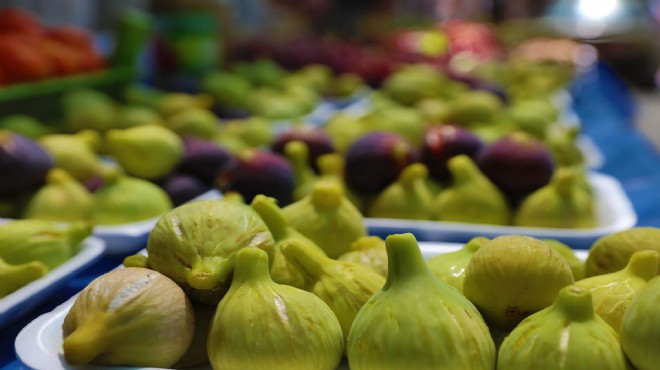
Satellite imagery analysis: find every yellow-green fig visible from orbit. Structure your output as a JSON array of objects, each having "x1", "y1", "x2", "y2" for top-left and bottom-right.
[
  {"x1": 367, "y1": 163, "x2": 434, "y2": 220},
  {"x1": 620, "y1": 276, "x2": 660, "y2": 370},
  {"x1": 281, "y1": 238, "x2": 385, "y2": 338},
  {"x1": 347, "y1": 233, "x2": 496, "y2": 370},
  {"x1": 0, "y1": 257, "x2": 48, "y2": 298},
  {"x1": 117, "y1": 106, "x2": 165, "y2": 129},
  {"x1": 283, "y1": 180, "x2": 367, "y2": 258},
  {"x1": 497, "y1": 285, "x2": 627, "y2": 370},
  {"x1": 576, "y1": 250, "x2": 659, "y2": 333},
  {"x1": 514, "y1": 167, "x2": 596, "y2": 228},
  {"x1": 463, "y1": 235, "x2": 575, "y2": 330},
  {"x1": 285, "y1": 140, "x2": 318, "y2": 201},
  {"x1": 62, "y1": 267, "x2": 195, "y2": 367},
  {"x1": 23, "y1": 168, "x2": 93, "y2": 222},
  {"x1": 147, "y1": 199, "x2": 274, "y2": 305},
  {"x1": 166, "y1": 107, "x2": 218, "y2": 139},
  {"x1": 316, "y1": 153, "x2": 362, "y2": 209},
  {"x1": 250, "y1": 194, "x2": 325, "y2": 288},
  {"x1": 38, "y1": 133, "x2": 103, "y2": 183},
  {"x1": 585, "y1": 227, "x2": 660, "y2": 277},
  {"x1": 0, "y1": 219, "x2": 92, "y2": 269},
  {"x1": 157, "y1": 92, "x2": 214, "y2": 118},
  {"x1": 338, "y1": 236, "x2": 388, "y2": 277},
  {"x1": 92, "y1": 171, "x2": 172, "y2": 225},
  {"x1": 543, "y1": 239, "x2": 586, "y2": 280},
  {"x1": 430, "y1": 154, "x2": 511, "y2": 225},
  {"x1": 207, "y1": 247, "x2": 344, "y2": 370},
  {"x1": 427, "y1": 236, "x2": 489, "y2": 292},
  {"x1": 106, "y1": 125, "x2": 183, "y2": 180}
]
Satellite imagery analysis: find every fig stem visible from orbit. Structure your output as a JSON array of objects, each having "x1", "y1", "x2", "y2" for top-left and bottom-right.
[
  {"x1": 310, "y1": 181, "x2": 343, "y2": 211},
  {"x1": 187, "y1": 254, "x2": 236, "y2": 290},
  {"x1": 554, "y1": 169, "x2": 577, "y2": 198},
  {"x1": 383, "y1": 233, "x2": 432, "y2": 290},
  {"x1": 399, "y1": 163, "x2": 428, "y2": 190},
  {"x1": 280, "y1": 239, "x2": 325, "y2": 281},
  {"x1": 447, "y1": 155, "x2": 479, "y2": 185},
  {"x1": 464, "y1": 237, "x2": 489, "y2": 253},
  {"x1": 625, "y1": 250, "x2": 659, "y2": 281},
  {"x1": 250, "y1": 195, "x2": 289, "y2": 241},
  {"x1": 554, "y1": 285, "x2": 594, "y2": 322},
  {"x1": 317, "y1": 153, "x2": 345, "y2": 179},
  {"x1": 63, "y1": 319, "x2": 108, "y2": 365},
  {"x1": 231, "y1": 247, "x2": 272, "y2": 286}
]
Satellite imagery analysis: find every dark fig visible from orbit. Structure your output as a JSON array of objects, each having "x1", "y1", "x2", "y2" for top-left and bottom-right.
[
  {"x1": 215, "y1": 149, "x2": 295, "y2": 206},
  {"x1": 344, "y1": 132, "x2": 418, "y2": 195},
  {"x1": 476, "y1": 131, "x2": 555, "y2": 203},
  {"x1": 421, "y1": 125, "x2": 484, "y2": 184},
  {"x1": 178, "y1": 136, "x2": 235, "y2": 186},
  {"x1": 159, "y1": 173, "x2": 211, "y2": 207},
  {"x1": 0, "y1": 131, "x2": 53, "y2": 197},
  {"x1": 270, "y1": 127, "x2": 335, "y2": 173}
]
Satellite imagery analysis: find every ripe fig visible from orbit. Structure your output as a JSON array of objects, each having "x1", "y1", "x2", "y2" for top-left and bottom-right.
[
  {"x1": 344, "y1": 132, "x2": 418, "y2": 196},
  {"x1": 23, "y1": 168, "x2": 93, "y2": 222},
  {"x1": 216, "y1": 149, "x2": 295, "y2": 206},
  {"x1": 585, "y1": 227, "x2": 660, "y2": 277},
  {"x1": 367, "y1": 163, "x2": 434, "y2": 220},
  {"x1": 178, "y1": 136, "x2": 234, "y2": 185},
  {"x1": 158, "y1": 172, "x2": 211, "y2": 207},
  {"x1": 338, "y1": 236, "x2": 388, "y2": 277},
  {"x1": 421, "y1": 124, "x2": 484, "y2": 183},
  {"x1": 271, "y1": 126, "x2": 335, "y2": 173},
  {"x1": 620, "y1": 276, "x2": 660, "y2": 370},
  {"x1": 476, "y1": 131, "x2": 555, "y2": 203}
]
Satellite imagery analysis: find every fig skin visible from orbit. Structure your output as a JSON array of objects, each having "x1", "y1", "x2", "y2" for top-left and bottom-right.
[
  {"x1": 367, "y1": 163, "x2": 434, "y2": 220},
  {"x1": 620, "y1": 276, "x2": 660, "y2": 370},
  {"x1": 476, "y1": 131, "x2": 555, "y2": 204},
  {"x1": 585, "y1": 227, "x2": 660, "y2": 277},
  {"x1": 23, "y1": 168, "x2": 94, "y2": 222},
  {"x1": 178, "y1": 136, "x2": 235, "y2": 185},
  {"x1": 0, "y1": 131, "x2": 53, "y2": 197},
  {"x1": 61, "y1": 267, "x2": 195, "y2": 367},
  {"x1": 344, "y1": 132, "x2": 418, "y2": 196},
  {"x1": 215, "y1": 149, "x2": 295, "y2": 206},
  {"x1": 421, "y1": 124, "x2": 484, "y2": 184},
  {"x1": 427, "y1": 236, "x2": 489, "y2": 293},
  {"x1": 271, "y1": 126, "x2": 336, "y2": 173},
  {"x1": 0, "y1": 257, "x2": 48, "y2": 298},
  {"x1": 462, "y1": 235, "x2": 575, "y2": 330},
  {"x1": 338, "y1": 236, "x2": 388, "y2": 277},
  {"x1": 158, "y1": 172, "x2": 211, "y2": 207}
]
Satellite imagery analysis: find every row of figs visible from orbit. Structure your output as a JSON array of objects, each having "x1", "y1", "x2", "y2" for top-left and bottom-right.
[{"x1": 54, "y1": 190, "x2": 660, "y2": 370}]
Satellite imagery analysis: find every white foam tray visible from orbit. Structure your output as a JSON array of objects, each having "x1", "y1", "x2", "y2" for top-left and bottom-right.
[
  {"x1": 0, "y1": 237, "x2": 106, "y2": 329},
  {"x1": 366, "y1": 172, "x2": 636, "y2": 249}
]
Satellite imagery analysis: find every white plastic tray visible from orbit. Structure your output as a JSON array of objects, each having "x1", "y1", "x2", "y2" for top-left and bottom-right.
[
  {"x1": 366, "y1": 172, "x2": 636, "y2": 249},
  {"x1": 0, "y1": 236, "x2": 106, "y2": 329}
]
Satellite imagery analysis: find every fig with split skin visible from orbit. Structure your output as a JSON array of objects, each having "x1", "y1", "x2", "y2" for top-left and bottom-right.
[
  {"x1": 146, "y1": 198, "x2": 275, "y2": 305},
  {"x1": 462, "y1": 235, "x2": 575, "y2": 330},
  {"x1": 430, "y1": 154, "x2": 511, "y2": 225},
  {"x1": 367, "y1": 163, "x2": 434, "y2": 220},
  {"x1": 497, "y1": 285, "x2": 627, "y2": 370},
  {"x1": 347, "y1": 233, "x2": 496, "y2": 370},
  {"x1": 620, "y1": 276, "x2": 660, "y2": 370},
  {"x1": 585, "y1": 227, "x2": 660, "y2": 277},
  {"x1": 207, "y1": 247, "x2": 344, "y2": 370},
  {"x1": 61, "y1": 267, "x2": 195, "y2": 367}
]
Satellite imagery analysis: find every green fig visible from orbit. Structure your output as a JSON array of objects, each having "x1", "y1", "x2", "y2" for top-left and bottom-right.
[
  {"x1": 447, "y1": 90, "x2": 502, "y2": 126},
  {"x1": 201, "y1": 71, "x2": 252, "y2": 108},
  {"x1": 431, "y1": 154, "x2": 511, "y2": 225},
  {"x1": 0, "y1": 219, "x2": 92, "y2": 269},
  {"x1": 0, "y1": 114, "x2": 54, "y2": 138},
  {"x1": 250, "y1": 195, "x2": 325, "y2": 289},
  {"x1": 585, "y1": 227, "x2": 660, "y2": 277},
  {"x1": 347, "y1": 233, "x2": 496, "y2": 370},
  {"x1": 106, "y1": 125, "x2": 183, "y2": 180},
  {"x1": 324, "y1": 113, "x2": 366, "y2": 154},
  {"x1": 62, "y1": 89, "x2": 119, "y2": 133},
  {"x1": 338, "y1": 236, "x2": 388, "y2": 277},
  {"x1": 620, "y1": 276, "x2": 660, "y2": 370},
  {"x1": 116, "y1": 106, "x2": 165, "y2": 129},
  {"x1": 23, "y1": 168, "x2": 93, "y2": 222},
  {"x1": 147, "y1": 199, "x2": 274, "y2": 305},
  {"x1": 497, "y1": 285, "x2": 627, "y2": 370},
  {"x1": 217, "y1": 116, "x2": 274, "y2": 148},
  {"x1": 92, "y1": 171, "x2": 172, "y2": 225},
  {"x1": 281, "y1": 238, "x2": 385, "y2": 338},
  {"x1": 361, "y1": 106, "x2": 426, "y2": 146},
  {"x1": 166, "y1": 107, "x2": 218, "y2": 139},
  {"x1": 0, "y1": 257, "x2": 48, "y2": 298},
  {"x1": 157, "y1": 92, "x2": 214, "y2": 119},
  {"x1": 367, "y1": 163, "x2": 434, "y2": 220},
  {"x1": 38, "y1": 133, "x2": 103, "y2": 183},
  {"x1": 283, "y1": 180, "x2": 367, "y2": 258},
  {"x1": 285, "y1": 140, "x2": 318, "y2": 201},
  {"x1": 543, "y1": 239, "x2": 586, "y2": 280},
  {"x1": 207, "y1": 247, "x2": 344, "y2": 370},
  {"x1": 545, "y1": 126, "x2": 585, "y2": 167},
  {"x1": 122, "y1": 254, "x2": 149, "y2": 269},
  {"x1": 316, "y1": 153, "x2": 362, "y2": 209},
  {"x1": 576, "y1": 250, "x2": 659, "y2": 333},
  {"x1": 506, "y1": 99, "x2": 557, "y2": 139},
  {"x1": 62, "y1": 267, "x2": 195, "y2": 367},
  {"x1": 381, "y1": 64, "x2": 446, "y2": 105},
  {"x1": 463, "y1": 235, "x2": 575, "y2": 330},
  {"x1": 427, "y1": 236, "x2": 489, "y2": 292},
  {"x1": 514, "y1": 167, "x2": 596, "y2": 229}
]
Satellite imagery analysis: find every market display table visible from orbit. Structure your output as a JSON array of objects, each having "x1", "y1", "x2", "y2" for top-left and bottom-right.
[{"x1": 3, "y1": 61, "x2": 660, "y2": 369}]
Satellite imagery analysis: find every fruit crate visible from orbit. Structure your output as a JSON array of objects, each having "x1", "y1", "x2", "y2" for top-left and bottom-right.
[{"x1": 0, "y1": 9, "x2": 151, "y2": 123}]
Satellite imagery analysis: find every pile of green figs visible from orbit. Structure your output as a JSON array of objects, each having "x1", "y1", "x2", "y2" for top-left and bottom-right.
[{"x1": 60, "y1": 187, "x2": 660, "y2": 370}]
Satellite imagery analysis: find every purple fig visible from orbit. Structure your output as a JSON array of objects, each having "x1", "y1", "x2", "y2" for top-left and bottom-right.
[
  {"x1": 159, "y1": 173, "x2": 211, "y2": 207},
  {"x1": 215, "y1": 149, "x2": 295, "y2": 206},
  {"x1": 421, "y1": 125, "x2": 484, "y2": 184},
  {"x1": 0, "y1": 130, "x2": 53, "y2": 197},
  {"x1": 271, "y1": 127, "x2": 335, "y2": 173},
  {"x1": 344, "y1": 132, "x2": 418, "y2": 195},
  {"x1": 476, "y1": 132, "x2": 555, "y2": 203},
  {"x1": 179, "y1": 137, "x2": 235, "y2": 185}
]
